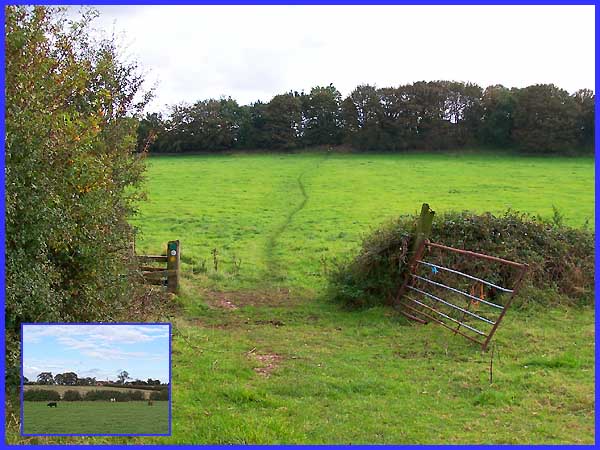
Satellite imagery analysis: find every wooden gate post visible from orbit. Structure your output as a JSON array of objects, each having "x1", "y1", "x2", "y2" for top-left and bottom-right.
[
  {"x1": 167, "y1": 240, "x2": 180, "y2": 294},
  {"x1": 394, "y1": 203, "x2": 435, "y2": 307},
  {"x1": 413, "y1": 203, "x2": 435, "y2": 252}
]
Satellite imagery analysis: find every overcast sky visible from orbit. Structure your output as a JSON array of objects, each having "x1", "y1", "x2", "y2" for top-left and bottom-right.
[
  {"x1": 23, "y1": 324, "x2": 170, "y2": 383},
  {"x1": 77, "y1": 5, "x2": 594, "y2": 113}
]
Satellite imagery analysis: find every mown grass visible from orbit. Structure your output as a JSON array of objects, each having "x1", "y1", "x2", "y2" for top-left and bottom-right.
[
  {"x1": 7, "y1": 152, "x2": 594, "y2": 444},
  {"x1": 22, "y1": 401, "x2": 169, "y2": 435}
]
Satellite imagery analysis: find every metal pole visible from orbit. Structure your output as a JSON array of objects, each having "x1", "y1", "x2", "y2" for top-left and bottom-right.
[
  {"x1": 481, "y1": 265, "x2": 528, "y2": 351},
  {"x1": 167, "y1": 240, "x2": 180, "y2": 294}
]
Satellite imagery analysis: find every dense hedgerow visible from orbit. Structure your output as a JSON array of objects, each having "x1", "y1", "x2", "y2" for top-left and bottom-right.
[
  {"x1": 62, "y1": 390, "x2": 83, "y2": 401},
  {"x1": 23, "y1": 389, "x2": 61, "y2": 402},
  {"x1": 5, "y1": 6, "x2": 153, "y2": 388},
  {"x1": 83, "y1": 390, "x2": 144, "y2": 402},
  {"x1": 328, "y1": 210, "x2": 594, "y2": 308},
  {"x1": 22, "y1": 389, "x2": 152, "y2": 401},
  {"x1": 149, "y1": 389, "x2": 170, "y2": 401}
]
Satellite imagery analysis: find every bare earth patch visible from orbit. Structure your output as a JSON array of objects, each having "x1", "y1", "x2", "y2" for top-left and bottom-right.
[
  {"x1": 201, "y1": 288, "x2": 295, "y2": 309},
  {"x1": 187, "y1": 318, "x2": 242, "y2": 329},
  {"x1": 248, "y1": 350, "x2": 283, "y2": 377}
]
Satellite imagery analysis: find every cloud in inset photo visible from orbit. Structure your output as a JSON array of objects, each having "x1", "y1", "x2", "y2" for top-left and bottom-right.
[{"x1": 22, "y1": 324, "x2": 170, "y2": 383}]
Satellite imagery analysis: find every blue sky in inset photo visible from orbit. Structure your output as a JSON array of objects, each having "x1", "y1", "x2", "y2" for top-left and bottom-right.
[{"x1": 22, "y1": 324, "x2": 170, "y2": 383}]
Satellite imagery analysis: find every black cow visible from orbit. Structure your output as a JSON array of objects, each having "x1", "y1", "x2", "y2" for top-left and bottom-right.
[{"x1": 47, "y1": 402, "x2": 58, "y2": 408}]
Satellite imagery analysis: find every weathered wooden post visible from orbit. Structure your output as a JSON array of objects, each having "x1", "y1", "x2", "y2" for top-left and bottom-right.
[
  {"x1": 167, "y1": 240, "x2": 180, "y2": 294},
  {"x1": 413, "y1": 203, "x2": 435, "y2": 252},
  {"x1": 394, "y1": 203, "x2": 435, "y2": 308}
]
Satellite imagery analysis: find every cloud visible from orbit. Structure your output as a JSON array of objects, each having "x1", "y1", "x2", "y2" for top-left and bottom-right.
[
  {"x1": 69, "y1": 4, "x2": 594, "y2": 113},
  {"x1": 23, "y1": 324, "x2": 168, "y2": 345},
  {"x1": 23, "y1": 325, "x2": 169, "y2": 371}
]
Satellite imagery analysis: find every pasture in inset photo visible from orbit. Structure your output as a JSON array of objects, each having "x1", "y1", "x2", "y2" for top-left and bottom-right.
[{"x1": 21, "y1": 324, "x2": 170, "y2": 436}]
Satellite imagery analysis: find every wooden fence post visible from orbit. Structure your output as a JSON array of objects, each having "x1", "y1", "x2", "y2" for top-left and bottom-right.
[
  {"x1": 167, "y1": 240, "x2": 180, "y2": 294},
  {"x1": 413, "y1": 203, "x2": 435, "y2": 252},
  {"x1": 394, "y1": 203, "x2": 435, "y2": 307}
]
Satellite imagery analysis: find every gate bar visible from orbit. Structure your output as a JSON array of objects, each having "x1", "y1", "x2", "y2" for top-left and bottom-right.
[
  {"x1": 481, "y1": 265, "x2": 528, "y2": 350},
  {"x1": 416, "y1": 260, "x2": 513, "y2": 294},
  {"x1": 403, "y1": 295, "x2": 487, "y2": 337},
  {"x1": 409, "y1": 280, "x2": 496, "y2": 324},
  {"x1": 412, "y1": 274, "x2": 503, "y2": 311},
  {"x1": 402, "y1": 298, "x2": 485, "y2": 344},
  {"x1": 426, "y1": 242, "x2": 526, "y2": 269}
]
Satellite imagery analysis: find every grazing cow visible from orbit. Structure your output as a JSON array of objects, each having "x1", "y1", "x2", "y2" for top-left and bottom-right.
[
  {"x1": 147, "y1": 401, "x2": 153, "y2": 406},
  {"x1": 110, "y1": 398, "x2": 116, "y2": 403},
  {"x1": 47, "y1": 402, "x2": 57, "y2": 408}
]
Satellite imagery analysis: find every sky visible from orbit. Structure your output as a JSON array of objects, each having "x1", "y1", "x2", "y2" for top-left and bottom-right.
[
  {"x1": 70, "y1": 5, "x2": 595, "y2": 113},
  {"x1": 22, "y1": 324, "x2": 170, "y2": 383}
]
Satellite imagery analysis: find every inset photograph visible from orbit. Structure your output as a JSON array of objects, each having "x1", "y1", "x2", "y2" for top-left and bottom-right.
[{"x1": 21, "y1": 323, "x2": 170, "y2": 436}]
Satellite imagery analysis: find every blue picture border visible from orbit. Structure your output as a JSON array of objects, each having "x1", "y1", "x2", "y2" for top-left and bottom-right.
[
  {"x1": 19, "y1": 322, "x2": 172, "y2": 438},
  {"x1": 1, "y1": 1, "x2": 597, "y2": 448}
]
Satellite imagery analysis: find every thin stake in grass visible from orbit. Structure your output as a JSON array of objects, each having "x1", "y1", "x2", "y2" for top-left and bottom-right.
[{"x1": 212, "y1": 248, "x2": 219, "y2": 272}]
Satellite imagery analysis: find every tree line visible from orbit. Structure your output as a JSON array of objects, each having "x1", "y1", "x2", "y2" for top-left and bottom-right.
[
  {"x1": 138, "y1": 82, "x2": 594, "y2": 155},
  {"x1": 26, "y1": 371, "x2": 165, "y2": 387}
]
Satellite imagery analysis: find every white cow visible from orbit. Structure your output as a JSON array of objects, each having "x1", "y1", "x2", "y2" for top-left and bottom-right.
[{"x1": 110, "y1": 398, "x2": 116, "y2": 402}]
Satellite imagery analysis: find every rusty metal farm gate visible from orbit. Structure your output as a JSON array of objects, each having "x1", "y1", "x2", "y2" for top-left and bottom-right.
[{"x1": 395, "y1": 205, "x2": 528, "y2": 351}]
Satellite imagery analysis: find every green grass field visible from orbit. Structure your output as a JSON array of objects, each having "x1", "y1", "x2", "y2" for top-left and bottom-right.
[
  {"x1": 9, "y1": 152, "x2": 594, "y2": 444},
  {"x1": 132, "y1": 152, "x2": 593, "y2": 290},
  {"x1": 22, "y1": 401, "x2": 169, "y2": 435}
]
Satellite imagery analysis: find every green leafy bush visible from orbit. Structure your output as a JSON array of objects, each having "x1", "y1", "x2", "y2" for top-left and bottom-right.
[
  {"x1": 83, "y1": 390, "x2": 144, "y2": 402},
  {"x1": 23, "y1": 389, "x2": 61, "y2": 401},
  {"x1": 5, "y1": 6, "x2": 149, "y2": 330},
  {"x1": 328, "y1": 218, "x2": 414, "y2": 308},
  {"x1": 329, "y1": 210, "x2": 594, "y2": 308},
  {"x1": 5, "y1": 6, "x2": 152, "y2": 386},
  {"x1": 149, "y1": 389, "x2": 169, "y2": 401},
  {"x1": 62, "y1": 390, "x2": 83, "y2": 401}
]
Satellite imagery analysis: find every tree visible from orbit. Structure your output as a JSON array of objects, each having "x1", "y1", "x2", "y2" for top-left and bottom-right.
[
  {"x1": 263, "y1": 92, "x2": 304, "y2": 149},
  {"x1": 341, "y1": 84, "x2": 383, "y2": 150},
  {"x1": 480, "y1": 85, "x2": 516, "y2": 147},
  {"x1": 442, "y1": 81, "x2": 483, "y2": 147},
  {"x1": 573, "y1": 88, "x2": 594, "y2": 149},
  {"x1": 54, "y1": 373, "x2": 64, "y2": 385},
  {"x1": 512, "y1": 84, "x2": 578, "y2": 152},
  {"x1": 23, "y1": 376, "x2": 29, "y2": 385},
  {"x1": 189, "y1": 97, "x2": 243, "y2": 151},
  {"x1": 62, "y1": 372, "x2": 78, "y2": 386},
  {"x1": 37, "y1": 372, "x2": 54, "y2": 385},
  {"x1": 137, "y1": 112, "x2": 167, "y2": 152},
  {"x1": 80, "y1": 376, "x2": 96, "y2": 386},
  {"x1": 117, "y1": 370, "x2": 130, "y2": 384},
  {"x1": 302, "y1": 84, "x2": 343, "y2": 146},
  {"x1": 236, "y1": 101, "x2": 270, "y2": 149}
]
